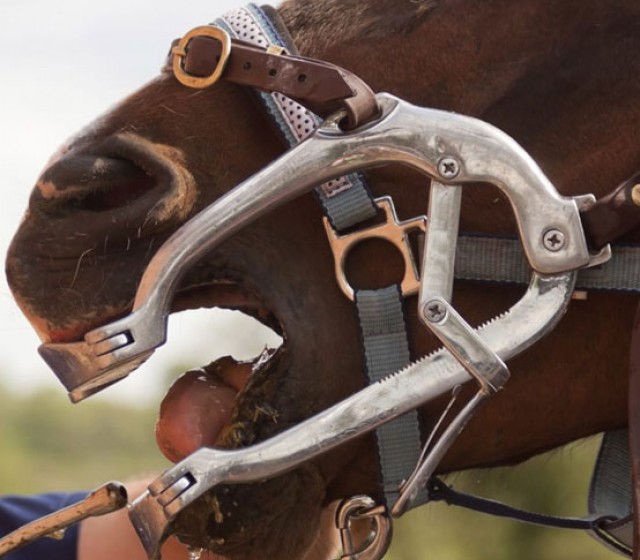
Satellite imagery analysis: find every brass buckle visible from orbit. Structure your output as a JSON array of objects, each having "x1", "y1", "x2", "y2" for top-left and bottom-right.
[
  {"x1": 171, "y1": 26, "x2": 231, "y2": 89},
  {"x1": 323, "y1": 197, "x2": 426, "y2": 300}
]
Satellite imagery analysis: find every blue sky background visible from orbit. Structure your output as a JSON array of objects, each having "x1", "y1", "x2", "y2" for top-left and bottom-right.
[{"x1": 0, "y1": 0, "x2": 282, "y2": 404}]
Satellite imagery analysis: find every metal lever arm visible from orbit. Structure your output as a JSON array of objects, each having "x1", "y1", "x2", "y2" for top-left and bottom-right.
[
  {"x1": 388, "y1": 182, "x2": 514, "y2": 517},
  {"x1": 419, "y1": 181, "x2": 510, "y2": 393}
]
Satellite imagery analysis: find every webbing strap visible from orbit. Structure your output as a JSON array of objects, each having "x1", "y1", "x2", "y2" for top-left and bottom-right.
[
  {"x1": 355, "y1": 287, "x2": 426, "y2": 507},
  {"x1": 456, "y1": 235, "x2": 640, "y2": 292},
  {"x1": 589, "y1": 430, "x2": 634, "y2": 556},
  {"x1": 218, "y1": 4, "x2": 424, "y2": 511},
  {"x1": 591, "y1": 431, "x2": 633, "y2": 521}
]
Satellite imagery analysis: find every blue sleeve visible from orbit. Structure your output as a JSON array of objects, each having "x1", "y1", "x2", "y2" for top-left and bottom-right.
[{"x1": 0, "y1": 492, "x2": 88, "y2": 560}]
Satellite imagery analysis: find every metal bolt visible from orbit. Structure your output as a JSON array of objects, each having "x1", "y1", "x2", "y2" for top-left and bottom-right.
[
  {"x1": 542, "y1": 229, "x2": 566, "y2": 252},
  {"x1": 424, "y1": 300, "x2": 447, "y2": 323},
  {"x1": 437, "y1": 157, "x2": 460, "y2": 179}
]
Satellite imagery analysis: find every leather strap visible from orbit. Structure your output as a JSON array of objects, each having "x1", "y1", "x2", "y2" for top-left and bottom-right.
[
  {"x1": 165, "y1": 34, "x2": 380, "y2": 129},
  {"x1": 581, "y1": 174, "x2": 640, "y2": 250}
]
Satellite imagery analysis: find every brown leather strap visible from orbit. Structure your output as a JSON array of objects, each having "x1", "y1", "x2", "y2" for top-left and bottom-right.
[
  {"x1": 165, "y1": 34, "x2": 380, "y2": 130},
  {"x1": 628, "y1": 304, "x2": 640, "y2": 560},
  {"x1": 581, "y1": 173, "x2": 640, "y2": 250}
]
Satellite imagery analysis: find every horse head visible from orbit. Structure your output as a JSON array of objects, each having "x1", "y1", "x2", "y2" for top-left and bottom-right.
[{"x1": 6, "y1": 0, "x2": 640, "y2": 558}]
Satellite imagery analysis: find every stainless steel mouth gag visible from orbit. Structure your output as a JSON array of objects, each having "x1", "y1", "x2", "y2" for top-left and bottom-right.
[
  {"x1": 30, "y1": 93, "x2": 610, "y2": 559},
  {"x1": 38, "y1": 93, "x2": 604, "y2": 403},
  {"x1": 52, "y1": 93, "x2": 604, "y2": 558}
]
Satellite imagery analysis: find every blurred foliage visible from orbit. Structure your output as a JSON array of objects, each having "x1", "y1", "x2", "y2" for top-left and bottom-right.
[
  {"x1": 0, "y1": 377, "x2": 622, "y2": 559},
  {"x1": 0, "y1": 380, "x2": 169, "y2": 495}
]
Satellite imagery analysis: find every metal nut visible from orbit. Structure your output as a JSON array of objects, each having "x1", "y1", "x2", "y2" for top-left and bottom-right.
[
  {"x1": 437, "y1": 157, "x2": 460, "y2": 179},
  {"x1": 542, "y1": 229, "x2": 566, "y2": 252},
  {"x1": 424, "y1": 300, "x2": 447, "y2": 323}
]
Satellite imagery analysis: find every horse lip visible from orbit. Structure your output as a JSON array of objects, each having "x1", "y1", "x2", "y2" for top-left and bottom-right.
[{"x1": 170, "y1": 276, "x2": 284, "y2": 336}]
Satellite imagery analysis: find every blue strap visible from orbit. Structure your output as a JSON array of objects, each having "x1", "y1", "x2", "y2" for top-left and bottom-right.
[
  {"x1": 588, "y1": 430, "x2": 633, "y2": 556},
  {"x1": 356, "y1": 287, "x2": 427, "y2": 507},
  {"x1": 216, "y1": 5, "x2": 377, "y2": 230}
]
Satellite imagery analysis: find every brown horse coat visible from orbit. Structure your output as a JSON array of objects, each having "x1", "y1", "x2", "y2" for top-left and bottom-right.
[{"x1": 6, "y1": 0, "x2": 640, "y2": 558}]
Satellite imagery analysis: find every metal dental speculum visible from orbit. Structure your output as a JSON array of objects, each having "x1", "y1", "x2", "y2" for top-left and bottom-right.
[
  {"x1": 34, "y1": 94, "x2": 608, "y2": 558},
  {"x1": 39, "y1": 94, "x2": 599, "y2": 402}
]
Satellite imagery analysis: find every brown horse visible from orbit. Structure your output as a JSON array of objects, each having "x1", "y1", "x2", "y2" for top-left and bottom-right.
[{"x1": 6, "y1": 0, "x2": 640, "y2": 558}]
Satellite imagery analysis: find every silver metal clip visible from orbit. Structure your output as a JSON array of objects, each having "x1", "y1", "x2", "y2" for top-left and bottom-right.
[{"x1": 337, "y1": 496, "x2": 392, "y2": 560}]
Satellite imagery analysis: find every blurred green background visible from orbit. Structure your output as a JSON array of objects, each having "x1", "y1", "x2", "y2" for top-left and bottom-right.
[{"x1": 0, "y1": 377, "x2": 620, "y2": 559}]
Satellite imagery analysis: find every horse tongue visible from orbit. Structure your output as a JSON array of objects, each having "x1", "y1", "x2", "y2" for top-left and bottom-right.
[{"x1": 155, "y1": 357, "x2": 253, "y2": 463}]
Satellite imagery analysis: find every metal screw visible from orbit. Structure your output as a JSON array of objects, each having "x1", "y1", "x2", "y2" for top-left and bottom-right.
[
  {"x1": 438, "y1": 157, "x2": 460, "y2": 179},
  {"x1": 424, "y1": 300, "x2": 447, "y2": 323},
  {"x1": 542, "y1": 229, "x2": 566, "y2": 252}
]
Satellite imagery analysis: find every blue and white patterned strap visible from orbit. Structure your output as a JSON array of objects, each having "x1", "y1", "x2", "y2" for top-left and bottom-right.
[{"x1": 216, "y1": 5, "x2": 378, "y2": 230}]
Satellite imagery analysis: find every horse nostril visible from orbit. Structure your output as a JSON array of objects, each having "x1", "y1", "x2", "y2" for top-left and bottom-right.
[{"x1": 35, "y1": 154, "x2": 155, "y2": 213}]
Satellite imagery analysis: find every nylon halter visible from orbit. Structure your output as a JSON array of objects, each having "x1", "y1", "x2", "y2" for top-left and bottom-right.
[{"x1": 215, "y1": 3, "x2": 428, "y2": 512}]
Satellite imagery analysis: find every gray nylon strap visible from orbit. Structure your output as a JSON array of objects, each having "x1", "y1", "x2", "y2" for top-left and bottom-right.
[
  {"x1": 456, "y1": 236, "x2": 640, "y2": 292},
  {"x1": 589, "y1": 430, "x2": 633, "y2": 556},
  {"x1": 356, "y1": 286, "x2": 427, "y2": 507}
]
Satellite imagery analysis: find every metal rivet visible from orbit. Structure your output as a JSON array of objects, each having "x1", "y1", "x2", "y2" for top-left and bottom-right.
[
  {"x1": 542, "y1": 229, "x2": 566, "y2": 252},
  {"x1": 437, "y1": 157, "x2": 460, "y2": 179},
  {"x1": 424, "y1": 300, "x2": 447, "y2": 323},
  {"x1": 631, "y1": 184, "x2": 640, "y2": 207}
]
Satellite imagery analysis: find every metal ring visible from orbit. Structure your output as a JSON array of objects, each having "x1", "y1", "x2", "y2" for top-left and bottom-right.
[{"x1": 336, "y1": 496, "x2": 392, "y2": 560}]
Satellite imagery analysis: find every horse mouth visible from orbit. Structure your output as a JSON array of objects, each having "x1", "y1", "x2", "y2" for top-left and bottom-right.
[
  {"x1": 157, "y1": 278, "x2": 333, "y2": 560},
  {"x1": 156, "y1": 277, "x2": 285, "y2": 462}
]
